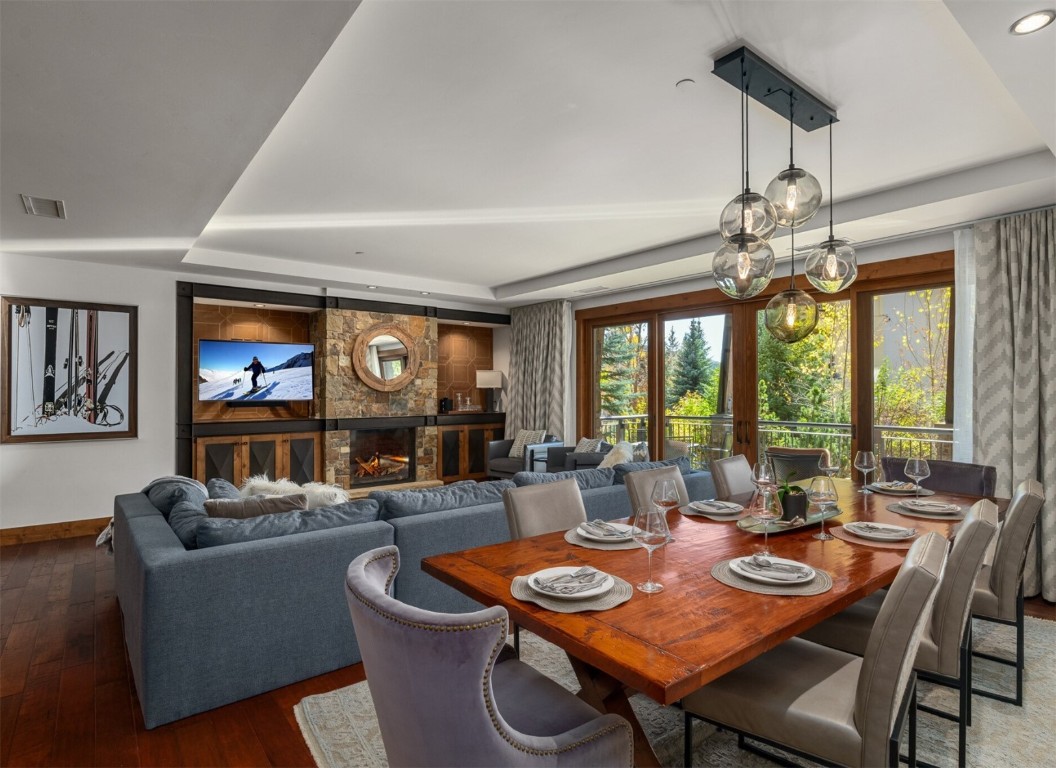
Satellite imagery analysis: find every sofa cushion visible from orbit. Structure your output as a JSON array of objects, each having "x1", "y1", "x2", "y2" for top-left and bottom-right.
[
  {"x1": 613, "y1": 457, "x2": 692, "y2": 484},
  {"x1": 512, "y1": 468, "x2": 615, "y2": 491},
  {"x1": 194, "y1": 499, "x2": 382, "y2": 548},
  {"x1": 203, "y1": 493, "x2": 308, "y2": 520},
  {"x1": 168, "y1": 498, "x2": 208, "y2": 549},
  {"x1": 372, "y1": 479, "x2": 515, "y2": 520},
  {"x1": 142, "y1": 476, "x2": 208, "y2": 520},
  {"x1": 206, "y1": 477, "x2": 241, "y2": 500}
]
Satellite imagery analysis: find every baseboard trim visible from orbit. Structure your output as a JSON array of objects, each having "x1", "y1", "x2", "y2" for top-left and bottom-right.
[{"x1": 1, "y1": 517, "x2": 110, "y2": 546}]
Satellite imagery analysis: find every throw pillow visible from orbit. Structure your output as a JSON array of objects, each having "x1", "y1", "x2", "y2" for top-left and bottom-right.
[
  {"x1": 204, "y1": 493, "x2": 308, "y2": 520},
  {"x1": 512, "y1": 467, "x2": 615, "y2": 491},
  {"x1": 168, "y1": 498, "x2": 208, "y2": 549},
  {"x1": 631, "y1": 441, "x2": 651, "y2": 462},
  {"x1": 195, "y1": 499, "x2": 381, "y2": 548},
  {"x1": 509, "y1": 429, "x2": 546, "y2": 459},
  {"x1": 598, "y1": 441, "x2": 634, "y2": 469},
  {"x1": 239, "y1": 476, "x2": 350, "y2": 509},
  {"x1": 206, "y1": 477, "x2": 241, "y2": 500},
  {"x1": 143, "y1": 476, "x2": 208, "y2": 519},
  {"x1": 574, "y1": 437, "x2": 603, "y2": 454},
  {"x1": 612, "y1": 457, "x2": 693, "y2": 484}
]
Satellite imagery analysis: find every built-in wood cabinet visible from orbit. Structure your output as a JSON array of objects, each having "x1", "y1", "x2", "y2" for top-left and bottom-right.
[
  {"x1": 194, "y1": 431, "x2": 322, "y2": 486},
  {"x1": 437, "y1": 422, "x2": 504, "y2": 482}
]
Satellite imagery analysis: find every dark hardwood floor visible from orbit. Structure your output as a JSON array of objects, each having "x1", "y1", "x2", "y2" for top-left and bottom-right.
[{"x1": 2, "y1": 534, "x2": 1053, "y2": 767}]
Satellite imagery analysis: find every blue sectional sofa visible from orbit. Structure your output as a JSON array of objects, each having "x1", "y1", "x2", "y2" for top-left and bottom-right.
[{"x1": 114, "y1": 463, "x2": 716, "y2": 728}]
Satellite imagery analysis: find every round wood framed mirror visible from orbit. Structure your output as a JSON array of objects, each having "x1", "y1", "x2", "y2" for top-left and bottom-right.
[{"x1": 352, "y1": 323, "x2": 421, "y2": 392}]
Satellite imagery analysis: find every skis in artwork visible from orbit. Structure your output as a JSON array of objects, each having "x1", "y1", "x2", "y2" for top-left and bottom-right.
[{"x1": 42, "y1": 307, "x2": 58, "y2": 417}]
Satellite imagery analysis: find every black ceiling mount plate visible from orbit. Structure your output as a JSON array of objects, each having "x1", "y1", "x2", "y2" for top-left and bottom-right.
[{"x1": 713, "y1": 46, "x2": 837, "y2": 132}]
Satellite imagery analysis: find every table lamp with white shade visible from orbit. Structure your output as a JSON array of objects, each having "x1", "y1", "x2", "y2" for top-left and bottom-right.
[{"x1": 475, "y1": 370, "x2": 504, "y2": 412}]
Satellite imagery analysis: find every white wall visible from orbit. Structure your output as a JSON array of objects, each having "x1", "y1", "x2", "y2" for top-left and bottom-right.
[{"x1": 0, "y1": 253, "x2": 321, "y2": 529}]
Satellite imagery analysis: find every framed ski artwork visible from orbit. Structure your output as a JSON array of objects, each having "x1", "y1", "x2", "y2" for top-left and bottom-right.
[{"x1": 1, "y1": 297, "x2": 137, "y2": 444}]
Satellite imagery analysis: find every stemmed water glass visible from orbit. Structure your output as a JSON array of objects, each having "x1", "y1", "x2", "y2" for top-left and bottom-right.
[
  {"x1": 808, "y1": 475, "x2": 837, "y2": 541},
  {"x1": 651, "y1": 479, "x2": 680, "y2": 542},
  {"x1": 904, "y1": 458, "x2": 930, "y2": 498},
  {"x1": 854, "y1": 451, "x2": 876, "y2": 493},
  {"x1": 631, "y1": 504, "x2": 670, "y2": 593},
  {"x1": 751, "y1": 461, "x2": 779, "y2": 556}
]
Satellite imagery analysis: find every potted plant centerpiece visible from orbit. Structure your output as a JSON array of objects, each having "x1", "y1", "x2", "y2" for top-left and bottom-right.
[{"x1": 777, "y1": 471, "x2": 808, "y2": 522}]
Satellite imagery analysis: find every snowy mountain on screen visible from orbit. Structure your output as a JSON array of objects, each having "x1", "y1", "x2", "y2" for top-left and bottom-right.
[
  {"x1": 198, "y1": 365, "x2": 313, "y2": 401},
  {"x1": 267, "y1": 351, "x2": 313, "y2": 372}
]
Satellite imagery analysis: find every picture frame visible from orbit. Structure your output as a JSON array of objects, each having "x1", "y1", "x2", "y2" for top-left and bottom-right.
[{"x1": 1, "y1": 296, "x2": 138, "y2": 443}]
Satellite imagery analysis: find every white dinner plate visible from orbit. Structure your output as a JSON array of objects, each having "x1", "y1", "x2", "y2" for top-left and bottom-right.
[
  {"x1": 576, "y1": 521, "x2": 634, "y2": 542},
  {"x1": 867, "y1": 482, "x2": 936, "y2": 496},
  {"x1": 844, "y1": 522, "x2": 917, "y2": 541},
  {"x1": 728, "y1": 557, "x2": 815, "y2": 585},
  {"x1": 527, "y1": 566, "x2": 615, "y2": 600},
  {"x1": 899, "y1": 499, "x2": 961, "y2": 515},
  {"x1": 687, "y1": 500, "x2": 744, "y2": 516}
]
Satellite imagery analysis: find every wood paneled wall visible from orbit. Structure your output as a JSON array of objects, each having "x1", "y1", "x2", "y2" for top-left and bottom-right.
[{"x1": 437, "y1": 326, "x2": 494, "y2": 409}]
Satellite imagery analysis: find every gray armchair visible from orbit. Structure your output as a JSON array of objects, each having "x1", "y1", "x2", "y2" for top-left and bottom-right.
[
  {"x1": 545, "y1": 441, "x2": 613, "y2": 472},
  {"x1": 344, "y1": 546, "x2": 633, "y2": 767},
  {"x1": 487, "y1": 434, "x2": 561, "y2": 479},
  {"x1": 880, "y1": 457, "x2": 996, "y2": 496}
]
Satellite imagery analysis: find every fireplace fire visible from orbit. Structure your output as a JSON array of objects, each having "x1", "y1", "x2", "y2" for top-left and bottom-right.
[{"x1": 348, "y1": 427, "x2": 416, "y2": 488}]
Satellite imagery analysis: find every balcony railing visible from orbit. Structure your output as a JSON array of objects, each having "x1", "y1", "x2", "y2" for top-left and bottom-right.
[{"x1": 597, "y1": 414, "x2": 954, "y2": 475}]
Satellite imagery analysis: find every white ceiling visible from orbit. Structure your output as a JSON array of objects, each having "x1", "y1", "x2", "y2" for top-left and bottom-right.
[{"x1": 2, "y1": 0, "x2": 1054, "y2": 311}]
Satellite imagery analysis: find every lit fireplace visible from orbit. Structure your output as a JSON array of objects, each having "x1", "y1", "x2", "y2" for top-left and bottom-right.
[{"x1": 348, "y1": 427, "x2": 416, "y2": 488}]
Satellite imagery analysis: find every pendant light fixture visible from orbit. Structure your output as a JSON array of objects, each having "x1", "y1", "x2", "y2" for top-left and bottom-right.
[
  {"x1": 764, "y1": 226, "x2": 818, "y2": 343},
  {"x1": 713, "y1": 53, "x2": 776, "y2": 299},
  {"x1": 764, "y1": 91, "x2": 823, "y2": 229},
  {"x1": 805, "y1": 121, "x2": 858, "y2": 293}
]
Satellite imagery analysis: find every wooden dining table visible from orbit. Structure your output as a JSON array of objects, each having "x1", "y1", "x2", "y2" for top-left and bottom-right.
[{"x1": 422, "y1": 478, "x2": 1001, "y2": 767}]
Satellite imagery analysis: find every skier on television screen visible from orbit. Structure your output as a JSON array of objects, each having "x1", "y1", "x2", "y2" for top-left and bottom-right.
[{"x1": 244, "y1": 356, "x2": 266, "y2": 389}]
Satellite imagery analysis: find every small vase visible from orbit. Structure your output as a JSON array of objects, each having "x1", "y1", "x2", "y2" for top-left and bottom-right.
[{"x1": 781, "y1": 492, "x2": 807, "y2": 521}]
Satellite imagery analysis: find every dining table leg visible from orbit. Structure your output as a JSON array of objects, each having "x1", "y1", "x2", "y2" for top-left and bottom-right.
[{"x1": 567, "y1": 655, "x2": 661, "y2": 768}]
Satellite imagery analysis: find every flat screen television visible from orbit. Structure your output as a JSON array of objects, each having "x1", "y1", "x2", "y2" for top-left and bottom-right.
[{"x1": 198, "y1": 339, "x2": 315, "y2": 402}]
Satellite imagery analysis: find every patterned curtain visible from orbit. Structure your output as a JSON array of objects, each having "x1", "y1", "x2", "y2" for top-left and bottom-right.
[
  {"x1": 505, "y1": 300, "x2": 569, "y2": 440},
  {"x1": 972, "y1": 207, "x2": 1055, "y2": 600}
]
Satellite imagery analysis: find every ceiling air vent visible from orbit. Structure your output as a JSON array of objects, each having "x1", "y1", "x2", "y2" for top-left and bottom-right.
[{"x1": 21, "y1": 194, "x2": 67, "y2": 219}]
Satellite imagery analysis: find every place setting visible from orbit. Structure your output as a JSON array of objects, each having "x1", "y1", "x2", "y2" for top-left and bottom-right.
[
  {"x1": 711, "y1": 552, "x2": 833, "y2": 596},
  {"x1": 511, "y1": 564, "x2": 633, "y2": 612},
  {"x1": 888, "y1": 497, "x2": 965, "y2": 520},
  {"x1": 564, "y1": 518, "x2": 641, "y2": 550},
  {"x1": 681, "y1": 498, "x2": 747, "y2": 521},
  {"x1": 833, "y1": 520, "x2": 918, "y2": 549}
]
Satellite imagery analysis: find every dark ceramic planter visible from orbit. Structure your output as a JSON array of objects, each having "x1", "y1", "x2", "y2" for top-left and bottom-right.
[{"x1": 780, "y1": 491, "x2": 808, "y2": 521}]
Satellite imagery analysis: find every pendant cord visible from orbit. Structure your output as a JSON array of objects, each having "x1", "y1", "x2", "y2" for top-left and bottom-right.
[
  {"x1": 828, "y1": 120, "x2": 835, "y2": 239},
  {"x1": 788, "y1": 90, "x2": 795, "y2": 167},
  {"x1": 790, "y1": 226, "x2": 796, "y2": 290},
  {"x1": 744, "y1": 60, "x2": 750, "y2": 191},
  {"x1": 739, "y1": 56, "x2": 748, "y2": 229}
]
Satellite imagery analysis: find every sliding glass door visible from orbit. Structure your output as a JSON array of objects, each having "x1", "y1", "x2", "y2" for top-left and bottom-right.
[{"x1": 588, "y1": 322, "x2": 650, "y2": 450}]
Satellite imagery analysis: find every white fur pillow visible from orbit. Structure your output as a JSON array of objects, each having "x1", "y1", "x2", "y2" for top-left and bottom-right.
[
  {"x1": 597, "y1": 441, "x2": 634, "y2": 469},
  {"x1": 240, "y1": 475, "x2": 350, "y2": 509}
]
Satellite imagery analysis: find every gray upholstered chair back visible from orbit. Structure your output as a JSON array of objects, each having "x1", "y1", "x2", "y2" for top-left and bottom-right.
[
  {"x1": 879, "y1": 457, "x2": 997, "y2": 496},
  {"x1": 624, "y1": 465, "x2": 688, "y2": 515},
  {"x1": 709, "y1": 454, "x2": 754, "y2": 499},
  {"x1": 503, "y1": 478, "x2": 587, "y2": 539},
  {"x1": 345, "y1": 546, "x2": 633, "y2": 767},
  {"x1": 765, "y1": 447, "x2": 830, "y2": 485},
  {"x1": 923, "y1": 500, "x2": 997, "y2": 677},
  {"x1": 982, "y1": 479, "x2": 1044, "y2": 619},
  {"x1": 854, "y1": 532, "x2": 946, "y2": 766}
]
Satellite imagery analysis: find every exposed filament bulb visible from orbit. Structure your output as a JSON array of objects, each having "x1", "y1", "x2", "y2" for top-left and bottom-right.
[
  {"x1": 742, "y1": 207, "x2": 754, "y2": 233},
  {"x1": 785, "y1": 177, "x2": 799, "y2": 215},
  {"x1": 824, "y1": 245, "x2": 839, "y2": 280},
  {"x1": 736, "y1": 247, "x2": 752, "y2": 280},
  {"x1": 785, "y1": 299, "x2": 797, "y2": 328}
]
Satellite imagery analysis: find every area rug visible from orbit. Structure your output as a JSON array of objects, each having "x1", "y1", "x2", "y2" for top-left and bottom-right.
[{"x1": 295, "y1": 617, "x2": 1055, "y2": 767}]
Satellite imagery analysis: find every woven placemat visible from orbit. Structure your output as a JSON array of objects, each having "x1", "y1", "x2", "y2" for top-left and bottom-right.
[
  {"x1": 679, "y1": 504, "x2": 752, "y2": 522},
  {"x1": 511, "y1": 574, "x2": 634, "y2": 613},
  {"x1": 831, "y1": 525, "x2": 915, "y2": 550},
  {"x1": 886, "y1": 502, "x2": 965, "y2": 521},
  {"x1": 564, "y1": 528, "x2": 641, "y2": 551},
  {"x1": 710, "y1": 559, "x2": 833, "y2": 596}
]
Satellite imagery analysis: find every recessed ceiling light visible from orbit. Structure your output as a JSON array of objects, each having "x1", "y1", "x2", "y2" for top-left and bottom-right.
[
  {"x1": 1010, "y1": 9, "x2": 1055, "y2": 34},
  {"x1": 253, "y1": 303, "x2": 266, "y2": 308},
  {"x1": 367, "y1": 285, "x2": 378, "y2": 290},
  {"x1": 420, "y1": 291, "x2": 431, "y2": 296}
]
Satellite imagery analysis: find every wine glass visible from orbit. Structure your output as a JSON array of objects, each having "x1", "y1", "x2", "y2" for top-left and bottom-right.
[
  {"x1": 854, "y1": 451, "x2": 876, "y2": 493},
  {"x1": 631, "y1": 504, "x2": 669, "y2": 593},
  {"x1": 819, "y1": 452, "x2": 839, "y2": 479},
  {"x1": 650, "y1": 479, "x2": 680, "y2": 542},
  {"x1": 751, "y1": 461, "x2": 779, "y2": 556},
  {"x1": 904, "y1": 458, "x2": 930, "y2": 498},
  {"x1": 808, "y1": 475, "x2": 837, "y2": 541}
]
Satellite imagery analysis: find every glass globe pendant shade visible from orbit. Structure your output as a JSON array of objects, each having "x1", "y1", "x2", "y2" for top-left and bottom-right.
[
  {"x1": 804, "y1": 237, "x2": 858, "y2": 293},
  {"x1": 764, "y1": 166, "x2": 823, "y2": 228},
  {"x1": 712, "y1": 233, "x2": 775, "y2": 299},
  {"x1": 764, "y1": 288, "x2": 818, "y2": 343},
  {"x1": 719, "y1": 191, "x2": 778, "y2": 241}
]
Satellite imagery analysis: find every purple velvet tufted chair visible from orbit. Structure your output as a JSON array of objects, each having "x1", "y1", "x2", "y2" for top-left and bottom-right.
[{"x1": 344, "y1": 546, "x2": 634, "y2": 767}]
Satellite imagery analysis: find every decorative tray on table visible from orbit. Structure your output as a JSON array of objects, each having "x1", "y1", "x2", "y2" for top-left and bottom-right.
[{"x1": 736, "y1": 507, "x2": 842, "y2": 535}]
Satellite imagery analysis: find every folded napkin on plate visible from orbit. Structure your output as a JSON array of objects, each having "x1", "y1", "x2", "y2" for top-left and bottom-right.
[
  {"x1": 902, "y1": 501, "x2": 958, "y2": 511},
  {"x1": 533, "y1": 569, "x2": 606, "y2": 595},
  {"x1": 691, "y1": 500, "x2": 740, "y2": 512},
  {"x1": 582, "y1": 520, "x2": 627, "y2": 538},
  {"x1": 876, "y1": 481, "x2": 917, "y2": 490},
  {"x1": 851, "y1": 522, "x2": 916, "y2": 537},
  {"x1": 737, "y1": 560, "x2": 811, "y2": 581}
]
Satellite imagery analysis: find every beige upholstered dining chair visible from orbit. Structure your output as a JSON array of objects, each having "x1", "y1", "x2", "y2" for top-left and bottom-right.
[
  {"x1": 971, "y1": 478, "x2": 1045, "y2": 705},
  {"x1": 623, "y1": 465, "x2": 689, "y2": 515},
  {"x1": 708, "y1": 454, "x2": 755, "y2": 500},
  {"x1": 345, "y1": 546, "x2": 634, "y2": 767},
  {"x1": 765, "y1": 446, "x2": 831, "y2": 484},
  {"x1": 502, "y1": 478, "x2": 587, "y2": 539},
  {"x1": 800, "y1": 500, "x2": 997, "y2": 767},
  {"x1": 681, "y1": 532, "x2": 948, "y2": 768}
]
